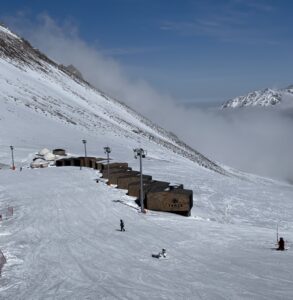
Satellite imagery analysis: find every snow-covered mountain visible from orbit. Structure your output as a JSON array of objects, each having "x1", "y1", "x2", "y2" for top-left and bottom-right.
[
  {"x1": 221, "y1": 86, "x2": 293, "y2": 109},
  {"x1": 0, "y1": 24, "x2": 224, "y2": 175},
  {"x1": 1, "y1": 24, "x2": 293, "y2": 299}
]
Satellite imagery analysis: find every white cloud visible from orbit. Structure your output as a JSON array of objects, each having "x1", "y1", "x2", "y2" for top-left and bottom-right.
[{"x1": 4, "y1": 13, "x2": 293, "y2": 183}]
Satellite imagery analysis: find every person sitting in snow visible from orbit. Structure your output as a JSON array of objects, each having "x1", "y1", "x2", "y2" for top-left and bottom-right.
[
  {"x1": 159, "y1": 248, "x2": 167, "y2": 258},
  {"x1": 120, "y1": 219, "x2": 125, "y2": 232},
  {"x1": 277, "y1": 237, "x2": 285, "y2": 251}
]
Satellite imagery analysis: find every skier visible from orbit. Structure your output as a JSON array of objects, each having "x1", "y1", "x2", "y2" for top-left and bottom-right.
[
  {"x1": 152, "y1": 248, "x2": 167, "y2": 259},
  {"x1": 277, "y1": 237, "x2": 285, "y2": 251},
  {"x1": 120, "y1": 219, "x2": 125, "y2": 232},
  {"x1": 160, "y1": 248, "x2": 167, "y2": 258}
]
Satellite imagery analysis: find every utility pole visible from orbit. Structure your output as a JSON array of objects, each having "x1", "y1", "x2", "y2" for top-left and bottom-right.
[
  {"x1": 134, "y1": 148, "x2": 146, "y2": 213},
  {"x1": 80, "y1": 139, "x2": 87, "y2": 170},
  {"x1": 10, "y1": 146, "x2": 15, "y2": 170},
  {"x1": 82, "y1": 139, "x2": 87, "y2": 157},
  {"x1": 104, "y1": 146, "x2": 111, "y2": 182}
]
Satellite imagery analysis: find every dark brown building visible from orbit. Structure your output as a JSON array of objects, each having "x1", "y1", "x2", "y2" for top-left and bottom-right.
[
  {"x1": 52, "y1": 149, "x2": 66, "y2": 156},
  {"x1": 100, "y1": 162, "x2": 129, "y2": 171},
  {"x1": 102, "y1": 167, "x2": 132, "y2": 178},
  {"x1": 56, "y1": 158, "x2": 69, "y2": 167},
  {"x1": 56, "y1": 157, "x2": 105, "y2": 168},
  {"x1": 145, "y1": 187, "x2": 193, "y2": 216},
  {"x1": 107, "y1": 170, "x2": 140, "y2": 185},
  {"x1": 127, "y1": 180, "x2": 170, "y2": 198},
  {"x1": 117, "y1": 174, "x2": 152, "y2": 190}
]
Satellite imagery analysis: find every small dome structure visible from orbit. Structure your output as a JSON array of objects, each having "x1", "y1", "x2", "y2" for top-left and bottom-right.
[
  {"x1": 44, "y1": 152, "x2": 56, "y2": 161},
  {"x1": 30, "y1": 158, "x2": 49, "y2": 168},
  {"x1": 38, "y1": 148, "x2": 50, "y2": 156}
]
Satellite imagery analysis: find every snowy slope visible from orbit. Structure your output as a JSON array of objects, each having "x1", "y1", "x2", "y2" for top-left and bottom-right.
[
  {"x1": 1, "y1": 162, "x2": 293, "y2": 299},
  {"x1": 1, "y1": 24, "x2": 293, "y2": 299},
  {"x1": 0, "y1": 24, "x2": 223, "y2": 175},
  {"x1": 222, "y1": 87, "x2": 293, "y2": 109}
]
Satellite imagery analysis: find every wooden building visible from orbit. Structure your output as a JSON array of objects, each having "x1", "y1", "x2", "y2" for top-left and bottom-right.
[
  {"x1": 56, "y1": 157, "x2": 104, "y2": 169},
  {"x1": 117, "y1": 174, "x2": 152, "y2": 190},
  {"x1": 79, "y1": 157, "x2": 97, "y2": 168},
  {"x1": 107, "y1": 170, "x2": 140, "y2": 185},
  {"x1": 127, "y1": 180, "x2": 170, "y2": 198},
  {"x1": 56, "y1": 158, "x2": 68, "y2": 167},
  {"x1": 52, "y1": 148, "x2": 66, "y2": 156},
  {"x1": 145, "y1": 187, "x2": 193, "y2": 216},
  {"x1": 99, "y1": 162, "x2": 129, "y2": 171},
  {"x1": 102, "y1": 167, "x2": 132, "y2": 179}
]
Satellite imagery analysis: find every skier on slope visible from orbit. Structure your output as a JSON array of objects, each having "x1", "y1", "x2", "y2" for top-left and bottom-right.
[
  {"x1": 120, "y1": 219, "x2": 125, "y2": 232},
  {"x1": 152, "y1": 248, "x2": 167, "y2": 259},
  {"x1": 160, "y1": 248, "x2": 167, "y2": 258},
  {"x1": 277, "y1": 237, "x2": 285, "y2": 251}
]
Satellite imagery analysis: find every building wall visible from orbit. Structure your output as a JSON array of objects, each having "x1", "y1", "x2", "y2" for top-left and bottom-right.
[
  {"x1": 117, "y1": 175, "x2": 152, "y2": 190},
  {"x1": 53, "y1": 149, "x2": 66, "y2": 156},
  {"x1": 108, "y1": 171, "x2": 138, "y2": 185},
  {"x1": 146, "y1": 191, "x2": 192, "y2": 215},
  {"x1": 102, "y1": 167, "x2": 132, "y2": 178},
  {"x1": 128, "y1": 181, "x2": 169, "y2": 198},
  {"x1": 101, "y1": 162, "x2": 128, "y2": 170}
]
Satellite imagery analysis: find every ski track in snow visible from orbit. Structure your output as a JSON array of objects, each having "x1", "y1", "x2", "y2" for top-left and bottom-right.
[
  {"x1": 1, "y1": 25, "x2": 293, "y2": 299},
  {"x1": 0, "y1": 167, "x2": 293, "y2": 299}
]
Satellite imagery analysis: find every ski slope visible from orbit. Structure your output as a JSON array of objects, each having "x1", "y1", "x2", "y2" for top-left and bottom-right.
[
  {"x1": 1, "y1": 24, "x2": 293, "y2": 299},
  {"x1": 1, "y1": 164, "x2": 293, "y2": 299}
]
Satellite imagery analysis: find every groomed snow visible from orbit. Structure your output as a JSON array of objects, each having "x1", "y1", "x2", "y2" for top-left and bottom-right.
[
  {"x1": 1, "y1": 27, "x2": 293, "y2": 299},
  {"x1": 1, "y1": 158, "x2": 293, "y2": 299}
]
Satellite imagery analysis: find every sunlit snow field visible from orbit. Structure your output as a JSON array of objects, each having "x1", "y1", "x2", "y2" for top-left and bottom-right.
[
  {"x1": 1, "y1": 147, "x2": 293, "y2": 299},
  {"x1": 1, "y1": 24, "x2": 293, "y2": 299}
]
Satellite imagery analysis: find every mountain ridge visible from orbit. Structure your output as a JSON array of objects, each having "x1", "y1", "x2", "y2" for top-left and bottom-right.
[
  {"x1": 0, "y1": 24, "x2": 226, "y2": 175},
  {"x1": 221, "y1": 86, "x2": 293, "y2": 109}
]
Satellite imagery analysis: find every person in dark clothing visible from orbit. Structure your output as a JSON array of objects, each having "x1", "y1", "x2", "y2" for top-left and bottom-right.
[
  {"x1": 277, "y1": 237, "x2": 285, "y2": 251},
  {"x1": 120, "y1": 219, "x2": 125, "y2": 232}
]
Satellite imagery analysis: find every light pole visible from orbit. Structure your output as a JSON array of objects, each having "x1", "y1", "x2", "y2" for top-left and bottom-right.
[
  {"x1": 134, "y1": 148, "x2": 146, "y2": 213},
  {"x1": 82, "y1": 139, "x2": 87, "y2": 157},
  {"x1": 10, "y1": 146, "x2": 15, "y2": 170},
  {"x1": 104, "y1": 146, "x2": 111, "y2": 181}
]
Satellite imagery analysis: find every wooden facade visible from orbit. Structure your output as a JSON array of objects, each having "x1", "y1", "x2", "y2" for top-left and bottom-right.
[
  {"x1": 56, "y1": 157, "x2": 105, "y2": 168},
  {"x1": 98, "y1": 161, "x2": 128, "y2": 171},
  {"x1": 127, "y1": 180, "x2": 170, "y2": 198},
  {"x1": 146, "y1": 188, "x2": 193, "y2": 216},
  {"x1": 117, "y1": 174, "x2": 152, "y2": 190},
  {"x1": 107, "y1": 171, "x2": 140, "y2": 185},
  {"x1": 102, "y1": 167, "x2": 132, "y2": 179},
  {"x1": 52, "y1": 148, "x2": 66, "y2": 156},
  {"x1": 55, "y1": 156, "x2": 193, "y2": 217},
  {"x1": 79, "y1": 157, "x2": 97, "y2": 168}
]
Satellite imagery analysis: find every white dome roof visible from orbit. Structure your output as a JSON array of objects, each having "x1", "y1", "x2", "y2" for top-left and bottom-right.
[
  {"x1": 44, "y1": 152, "x2": 56, "y2": 161},
  {"x1": 30, "y1": 159, "x2": 49, "y2": 168},
  {"x1": 39, "y1": 148, "x2": 50, "y2": 156}
]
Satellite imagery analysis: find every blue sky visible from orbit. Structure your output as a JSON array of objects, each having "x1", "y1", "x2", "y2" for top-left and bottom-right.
[{"x1": 2, "y1": 0, "x2": 293, "y2": 104}]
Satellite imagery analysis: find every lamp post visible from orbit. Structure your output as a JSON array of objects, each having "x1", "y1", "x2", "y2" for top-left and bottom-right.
[
  {"x1": 104, "y1": 146, "x2": 111, "y2": 181},
  {"x1": 134, "y1": 148, "x2": 146, "y2": 213},
  {"x1": 82, "y1": 139, "x2": 87, "y2": 157},
  {"x1": 80, "y1": 139, "x2": 87, "y2": 170},
  {"x1": 10, "y1": 145, "x2": 15, "y2": 170}
]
